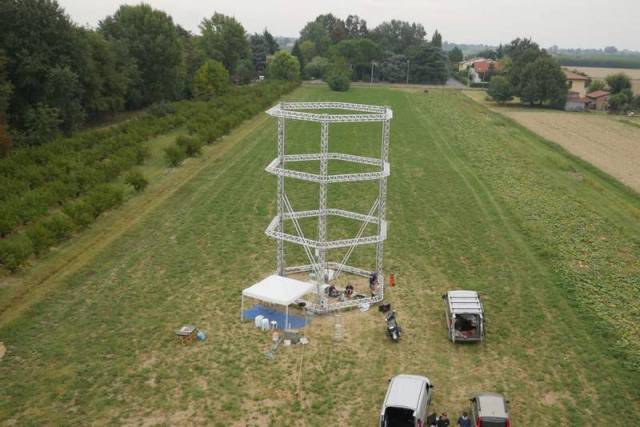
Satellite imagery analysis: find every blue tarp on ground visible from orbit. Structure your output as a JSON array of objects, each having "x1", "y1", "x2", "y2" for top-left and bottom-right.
[{"x1": 243, "y1": 304, "x2": 307, "y2": 329}]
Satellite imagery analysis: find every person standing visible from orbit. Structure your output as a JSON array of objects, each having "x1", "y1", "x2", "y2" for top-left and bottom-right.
[
  {"x1": 457, "y1": 412, "x2": 471, "y2": 427},
  {"x1": 427, "y1": 412, "x2": 438, "y2": 427},
  {"x1": 437, "y1": 412, "x2": 450, "y2": 427}
]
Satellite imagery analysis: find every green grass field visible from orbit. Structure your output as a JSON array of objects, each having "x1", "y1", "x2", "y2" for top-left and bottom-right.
[{"x1": 1, "y1": 84, "x2": 639, "y2": 425}]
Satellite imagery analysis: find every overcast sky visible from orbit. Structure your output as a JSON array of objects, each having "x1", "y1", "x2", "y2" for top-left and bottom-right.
[{"x1": 58, "y1": 0, "x2": 640, "y2": 51}]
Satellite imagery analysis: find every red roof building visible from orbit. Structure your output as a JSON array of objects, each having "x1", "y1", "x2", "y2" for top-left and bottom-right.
[
  {"x1": 472, "y1": 59, "x2": 502, "y2": 75},
  {"x1": 586, "y1": 90, "x2": 610, "y2": 111}
]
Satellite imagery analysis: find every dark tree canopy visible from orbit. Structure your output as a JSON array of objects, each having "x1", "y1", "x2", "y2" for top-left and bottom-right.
[
  {"x1": 605, "y1": 73, "x2": 632, "y2": 94},
  {"x1": 291, "y1": 41, "x2": 305, "y2": 72},
  {"x1": 44, "y1": 65, "x2": 85, "y2": 134},
  {"x1": 0, "y1": 52, "x2": 12, "y2": 120},
  {"x1": 267, "y1": 51, "x2": 300, "y2": 81},
  {"x1": 504, "y1": 38, "x2": 547, "y2": 97},
  {"x1": 503, "y1": 38, "x2": 540, "y2": 61},
  {"x1": 519, "y1": 55, "x2": 567, "y2": 107},
  {"x1": 0, "y1": 51, "x2": 12, "y2": 157},
  {"x1": 1, "y1": 0, "x2": 87, "y2": 128},
  {"x1": 476, "y1": 49, "x2": 498, "y2": 60},
  {"x1": 78, "y1": 29, "x2": 133, "y2": 120},
  {"x1": 100, "y1": 4, "x2": 183, "y2": 107},
  {"x1": 448, "y1": 47, "x2": 463, "y2": 63},
  {"x1": 249, "y1": 30, "x2": 278, "y2": 75},
  {"x1": 304, "y1": 56, "x2": 329, "y2": 79},
  {"x1": 295, "y1": 14, "x2": 448, "y2": 87},
  {"x1": 250, "y1": 34, "x2": 269, "y2": 75},
  {"x1": 488, "y1": 75, "x2": 513, "y2": 103},
  {"x1": 325, "y1": 59, "x2": 351, "y2": 91},
  {"x1": 0, "y1": 5, "x2": 462, "y2": 151},
  {"x1": 199, "y1": 13, "x2": 251, "y2": 75},
  {"x1": 370, "y1": 20, "x2": 426, "y2": 54},
  {"x1": 380, "y1": 54, "x2": 408, "y2": 83},
  {"x1": 408, "y1": 43, "x2": 449, "y2": 84},
  {"x1": 345, "y1": 15, "x2": 368, "y2": 38},
  {"x1": 262, "y1": 30, "x2": 279, "y2": 54},
  {"x1": 299, "y1": 14, "x2": 347, "y2": 57},
  {"x1": 332, "y1": 38, "x2": 380, "y2": 81},
  {"x1": 180, "y1": 31, "x2": 207, "y2": 98},
  {"x1": 587, "y1": 79, "x2": 606, "y2": 93},
  {"x1": 192, "y1": 59, "x2": 230, "y2": 99},
  {"x1": 431, "y1": 30, "x2": 442, "y2": 48}
]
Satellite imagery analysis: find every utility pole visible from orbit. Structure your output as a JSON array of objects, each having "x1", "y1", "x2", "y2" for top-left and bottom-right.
[
  {"x1": 370, "y1": 61, "x2": 375, "y2": 84},
  {"x1": 406, "y1": 59, "x2": 410, "y2": 84}
]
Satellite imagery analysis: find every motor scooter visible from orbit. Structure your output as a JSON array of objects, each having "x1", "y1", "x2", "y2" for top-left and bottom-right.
[{"x1": 385, "y1": 310, "x2": 402, "y2": 342}]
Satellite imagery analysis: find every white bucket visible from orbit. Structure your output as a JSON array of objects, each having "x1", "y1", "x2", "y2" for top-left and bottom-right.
[
  {"x1": 254, "y1": 315, "x2": 264, "y2": 328},
  {"x1": 261, "y1": 318, "x2": 270, "y2": 330}
]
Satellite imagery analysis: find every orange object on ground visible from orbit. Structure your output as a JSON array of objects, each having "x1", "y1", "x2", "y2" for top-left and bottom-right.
[{"x1": 389, "y1": 273, "x2": 396, "y2": 287}]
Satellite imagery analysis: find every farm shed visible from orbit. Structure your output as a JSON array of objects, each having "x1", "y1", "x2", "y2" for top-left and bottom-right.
[
  {"x1": 565, "y1": 94, "x2": 588, "y2": 112},
  {"x1": 586, "y1": 90, "x2": 610, "y2": 111}
]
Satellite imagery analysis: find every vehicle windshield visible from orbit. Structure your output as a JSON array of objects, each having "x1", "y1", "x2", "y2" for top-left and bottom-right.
[
  {"x1": 454, "y1": 313, "x2": 480, "y2": 338},
  {"x1": 481, "y1": 418, "x2": 507, "y2": 427},
  {"x1": 383, "y1": 407, "x2": 414, "y2": 427}
]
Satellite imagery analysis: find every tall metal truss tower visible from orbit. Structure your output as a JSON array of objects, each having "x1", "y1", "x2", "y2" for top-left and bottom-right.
[{"x1": 265, "y1": 102, "x2": 393, "y2": 313}]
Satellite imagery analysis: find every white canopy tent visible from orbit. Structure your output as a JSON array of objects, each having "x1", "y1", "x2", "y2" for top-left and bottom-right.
[{"x1": 241, "y1": 275, "x2": 314, "y2": 329}]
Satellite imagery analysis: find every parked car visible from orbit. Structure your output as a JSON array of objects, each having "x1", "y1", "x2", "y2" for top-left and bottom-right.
[
  {"x1": 442, "y1": 290, "x2": 484, "y2": 342},
  {"x1": 379, "y1": 374, "x2": 433, "y2": 427},
  {"x1": 470, "y1": 392, "x2": 511, "y2": 427}
]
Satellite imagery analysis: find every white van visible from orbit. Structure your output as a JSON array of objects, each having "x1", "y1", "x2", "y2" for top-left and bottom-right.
[
  {"x1": 380, "y1": 374, "x2": 433, "y2": 427},
  {"x1": 443, "y1": 290, "x2": 485, "y2": 342}
]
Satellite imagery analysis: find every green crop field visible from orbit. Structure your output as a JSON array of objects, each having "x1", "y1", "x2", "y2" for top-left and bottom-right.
[{"x1": 1, "y1": 84, "x2": 639, "y2": 426}]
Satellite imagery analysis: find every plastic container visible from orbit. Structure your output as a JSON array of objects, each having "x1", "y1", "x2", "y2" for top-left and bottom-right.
[
  {"x1": 261, "y1": 317, "x2": 270, "y2": 330},
  {"x1": 254, "y1": 315, "x2": 264, "y2": 328}
]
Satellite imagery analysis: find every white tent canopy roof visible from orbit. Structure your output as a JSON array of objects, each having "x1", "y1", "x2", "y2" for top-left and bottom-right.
[{"x1": 242, "y1": 275, "x2": 314, "y2": 306}]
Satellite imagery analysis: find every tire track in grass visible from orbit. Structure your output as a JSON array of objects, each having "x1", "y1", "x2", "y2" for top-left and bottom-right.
[
  {"x1": 403, "y1": 92, "x2": 548, "y2": 420},
  {"x1": 459, "y1": 95, "x2": 639, "y2": 416},
  {"x1": 417, "y1": 91, "x2": 635, "y2": 421}
]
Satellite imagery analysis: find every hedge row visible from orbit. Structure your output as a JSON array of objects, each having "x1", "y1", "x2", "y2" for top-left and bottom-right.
[
  {"x1": 164, "y1": 135, "x2": 204, "y2": 167},
  {"x1": 0, "y1": 80, "x2": 299, "y2": 272}
]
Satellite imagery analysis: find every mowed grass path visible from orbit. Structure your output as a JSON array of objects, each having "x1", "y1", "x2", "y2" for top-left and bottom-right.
[{"x1": 1, "y1": 85, "x2": 639, "y2": 425}]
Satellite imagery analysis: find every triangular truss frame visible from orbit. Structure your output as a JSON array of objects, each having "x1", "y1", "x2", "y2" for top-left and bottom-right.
[{"x1": 263, "y1": 102, "x2": 392, "y2": 313}]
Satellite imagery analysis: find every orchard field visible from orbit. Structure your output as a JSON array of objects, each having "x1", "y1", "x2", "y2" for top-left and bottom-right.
[{"x1": 0, "y1": 85, "x2": 639, "y2": 425}]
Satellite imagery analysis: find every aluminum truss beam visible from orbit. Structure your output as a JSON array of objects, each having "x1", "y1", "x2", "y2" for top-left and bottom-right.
[
  {"x1": 265, "y1": 158, "x2": 390, "y2": 183},
  {"x1": 262, "y1": 102, "x2": 392, "y2": 313},
  {"x1": 282, "y1": 152, "x2": 383, "y2": 167},
  {"x1": 266, "y1": 102, "x2": 393, "y2": 123}
]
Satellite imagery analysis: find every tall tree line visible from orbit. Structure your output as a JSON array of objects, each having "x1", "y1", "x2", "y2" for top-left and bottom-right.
[
  {"x1": 291, "y1": 14, "x2": 449, "y2": 85},
  {"x1": 0, "y1": 0, "x2": 282, "y2": 153}
]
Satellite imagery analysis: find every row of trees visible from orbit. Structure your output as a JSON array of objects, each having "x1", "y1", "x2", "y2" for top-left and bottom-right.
[
  {"x1": 597, "y1": 74, "x2": 640, "y2": 113},
  {"x1": 0, "y1": 80, "x2": 298, "y2": 272},
  {"x1": 290, "y1": 14, "x2": 449, "y2": 86},
  {"x1": 487, "y1": 39, "x2": 569, "y2": 108},
  {"x1": 486, "y1": 39, "x2": 640, "y2": 112},
  {"x1": 0, "y1": 1, "x2": 294, "y2": 154}
]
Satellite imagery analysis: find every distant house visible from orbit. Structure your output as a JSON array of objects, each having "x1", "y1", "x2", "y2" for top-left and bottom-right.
[
  {"x1": 586, "y1": 90, "x2": 610, "y2": 111},
  {"x1": 472, "y1": 59, "x2": 502, "y2": 81},
  {"x1": 459, "y1": 58, "x2": 502, "y2": 83},
  {"x1": 565, "y1": 93, "x2": 588, "y2": 112},
  {"x1": 458, "y1": 58, "x2": 483, "y2": 72},
  {"x1": 563, "y1": 69, "x2": 589, "y2": 98}
]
